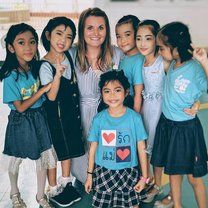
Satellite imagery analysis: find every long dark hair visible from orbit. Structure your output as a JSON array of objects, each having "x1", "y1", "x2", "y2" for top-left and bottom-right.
[{"x1": 0, "y1": 23, "x2": 40, "y2": 81}]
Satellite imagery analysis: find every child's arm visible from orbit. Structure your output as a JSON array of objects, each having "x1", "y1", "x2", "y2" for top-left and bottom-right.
[
  {"x1": 134, "y1": 140, "x2": 148, "y2": 193},
  {"x1": 45, "y1": 56, "x2": 68, "y2": 101},
  {"x1": 133, "y1": 84, "x2": 143, "y2": 112},
  {"x1": 85, "y1": 142, "x2": 98, "y2": 194},
  {"x1": 183, "y1": 100, "x2": 200, "y2": 116},
  {"x1": 13, "y1": 83, "x2": 51, "y2": 113},
  {"x1": 192, "y1": 46, "x2": 208, "y2": 78}
]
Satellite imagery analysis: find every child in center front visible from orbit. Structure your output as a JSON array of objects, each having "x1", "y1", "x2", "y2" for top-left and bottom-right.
[{"x1": 85, "y1": 70, "x2": 148, "y2": 208}]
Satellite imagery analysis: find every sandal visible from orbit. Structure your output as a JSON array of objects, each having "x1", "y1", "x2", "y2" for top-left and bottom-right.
[
  {"x1": 10, "y1": 192, "x2": 27, "y2": 208},
  {"x1": 36, "y1": 195, "x2": 53, "y2": 208},
  {"x1": 142, "y1": 184, "x2": 163, "y2": 203},
  {"x1": 154, "y1": 195, "x2": 174, "y2": 208}
]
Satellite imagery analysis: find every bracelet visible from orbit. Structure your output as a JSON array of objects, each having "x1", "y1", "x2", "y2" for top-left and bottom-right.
[
  {"x1": 87, "y1": 171, "x2": 93, "y2": 175},
  {"x1": 140, "y1": 176, "x2": 148, "y2": 183}
]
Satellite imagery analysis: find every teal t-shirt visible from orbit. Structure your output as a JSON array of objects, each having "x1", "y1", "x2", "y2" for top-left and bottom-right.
[
  {"x1": 3, "y1": 71, "x2": 45, "y2": 110},
  {"x1": 87, "y1": 108, "x2": 147, "y2": 170},
  {"x1": 119, "y1": 53, "x2": 144, "y2": 96},
  {"x1": 163, "y1": 59, "x2": 207, "y2": 121}
]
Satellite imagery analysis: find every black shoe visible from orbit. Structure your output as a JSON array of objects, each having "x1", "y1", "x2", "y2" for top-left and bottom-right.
[
  {"x1": 49, "y1": 190, "x2": 74, "y2": 207},
  {"x1": 64, "y1": 182, "x2": 81, "y2": 203}
]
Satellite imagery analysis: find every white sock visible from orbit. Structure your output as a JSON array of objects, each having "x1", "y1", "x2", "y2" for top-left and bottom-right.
[
  {"x1": 58, "y1": 176, "x2": 73, "y2": 188},
  {"x1": 47, "y1": 184, "x2": 63, "y2": 197}
]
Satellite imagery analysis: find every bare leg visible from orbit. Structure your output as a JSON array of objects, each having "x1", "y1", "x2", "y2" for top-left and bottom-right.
[
  {"x1": 154, "y1": 166, "x2": 163, "y2": 187},
  {"x1": 170, "y1": 175, "x2": 183, "y2": 208},
  {"x1": 57, "y1": 159, "x2": 73, "y2": 187},
  {"x1": 61, "y1": 159, "x2": 71, "y2": 177},
  {"x1": 47, "y1": 168, "x2": 57, "y2": 187},
  {"x1": 187, "y1": 174, "x2": 207, "y2": 208},
  {"x1": 147, "y1": 157, "x2": 153, "y2": 180}
]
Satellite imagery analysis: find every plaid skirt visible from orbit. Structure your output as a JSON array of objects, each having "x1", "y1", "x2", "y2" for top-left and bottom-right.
[
  {"x1": 151, "y1": 113, "x2": 208, "y2": 177},
  {"x1": 92, "y1": 165, "x2": 146, "y2": 208}
]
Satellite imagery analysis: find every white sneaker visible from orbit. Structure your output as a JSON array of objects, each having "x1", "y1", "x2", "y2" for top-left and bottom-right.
[{"x1": 10, "y1": 193, "x2": 27, "y2": 208}]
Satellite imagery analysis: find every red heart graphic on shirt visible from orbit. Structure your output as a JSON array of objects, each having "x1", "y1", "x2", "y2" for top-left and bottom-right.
[
  {"x1": 103, "y1": 133, "x2": 115, "y2": 144},
  {"x1": 117, "y1": 149, "x2": 130, "y2": 160}
]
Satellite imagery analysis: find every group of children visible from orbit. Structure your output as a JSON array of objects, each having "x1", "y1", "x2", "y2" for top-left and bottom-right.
[{"x1": 0, "y1": 7, "x2": 207, "y2": 208}]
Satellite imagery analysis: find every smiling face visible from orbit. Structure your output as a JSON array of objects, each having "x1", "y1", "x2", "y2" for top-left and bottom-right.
[
  {"x1": 48, "y1": 24, "x2": 73, "y2": 54},
  {"x1": 84, "y1": 16, "x2": 106, "y2": 48},
  {"x1": 136, "y1": 25, "x2": 156, "y2": 57},
  {"x1": 8, "y1": 31, "x2": 37, "y2": 67},
  {"x1": 116, "y1": 23, "x2": 137, "y2": 56},
  {"x1": 102, "y1": 80, "x2": 126, "y2": 110}
]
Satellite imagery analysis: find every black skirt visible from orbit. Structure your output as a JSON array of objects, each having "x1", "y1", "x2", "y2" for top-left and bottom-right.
[{"x1": 150, "y1": 113, "x2": 208, "y2": 177}]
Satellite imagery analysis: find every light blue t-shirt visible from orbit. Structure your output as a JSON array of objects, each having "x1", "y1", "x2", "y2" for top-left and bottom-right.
[
  {"x1": 163, "y1": 59, "x2": 207, "y2": 121},
  {"x1": 119, "y1": 53, "x2": 144, "y2": 96},
  {"x1": 87, "y1": 108, "x2": 147, "y2": 170},
  {"x1": 3, "y1": 71, "x2": 45, "y2": 110}
]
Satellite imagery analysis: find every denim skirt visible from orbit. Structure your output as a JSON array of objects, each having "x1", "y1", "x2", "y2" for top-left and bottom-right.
[
  {"x1": 151, "y1": 113, "x2": 208, "y2": 177},
  {"x1": 3, "y1": 107, "x2": 55, "y2": 160}
]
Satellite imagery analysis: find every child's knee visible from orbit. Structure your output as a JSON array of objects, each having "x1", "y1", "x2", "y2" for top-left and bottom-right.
[{"x1": 187, "y1": 175, "x2": 203, "y2": 187}]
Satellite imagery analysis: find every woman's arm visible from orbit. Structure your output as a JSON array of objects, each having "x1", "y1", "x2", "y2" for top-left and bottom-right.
[{"x1": 85, "y1": 142, "x2": 98, "y2": 194}]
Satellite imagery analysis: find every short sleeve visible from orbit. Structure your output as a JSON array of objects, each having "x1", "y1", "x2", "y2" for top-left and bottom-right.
[
  {"x1": 134, "y1": 113, "x2": 147, "y2": 141},
  {"x1": 195, "y1": 62, "x2": 207, "y2": 93},
  {"x1": 3, "y1": 74, "x2": 21, "y2": 104},
  {"x1": 87, "y1": 115, "x2": 100, "y2": 142},
  {"x1": 39, "y1": 62, "x2": 54, "y2": 85},
  {"x1": 112, "y1": 46, "x2": 124, "y2": 67},
  {"x1": 132, "y1": 57, "x2": 143, "y2": 85}
]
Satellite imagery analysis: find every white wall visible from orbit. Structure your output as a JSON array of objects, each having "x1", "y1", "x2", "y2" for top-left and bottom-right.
[
  {"x1": 28, "y1": 0, "x2": 94, "y2": 13},
  {"x1": 95, "y1": 0, "x2": 208, "y2": 47}
]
